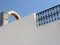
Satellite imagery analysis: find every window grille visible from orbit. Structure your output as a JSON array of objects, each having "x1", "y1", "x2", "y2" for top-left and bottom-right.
[
  {"x1": 36, "y1": 4, "x2": 60, "y2": 26},
  {"x1": 0, "y1": 12, "x2": 3, "y2": 26}
]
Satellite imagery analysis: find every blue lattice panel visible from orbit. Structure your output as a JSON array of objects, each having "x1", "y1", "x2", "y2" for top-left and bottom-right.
[{"x1": 36, "y1": 4, "x2": 60, "y2": 26}]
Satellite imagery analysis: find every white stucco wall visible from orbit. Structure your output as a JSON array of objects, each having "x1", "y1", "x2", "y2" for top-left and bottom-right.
[{"x1": 0, "y1": 13, "x2": 60, "y2": 45}]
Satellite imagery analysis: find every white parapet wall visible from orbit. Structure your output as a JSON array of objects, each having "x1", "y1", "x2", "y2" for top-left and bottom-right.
[{"x1": 0, "y1": 13, "x2": 60, "y2": 45}]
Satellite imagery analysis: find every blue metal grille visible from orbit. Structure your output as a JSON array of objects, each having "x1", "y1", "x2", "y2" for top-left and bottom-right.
[
  {"x1": 0, "y1": 12, "x2": 3, "y2": 26},
  {"x1": 36, "y1": 4, "x2": 60, "y2": 26}
]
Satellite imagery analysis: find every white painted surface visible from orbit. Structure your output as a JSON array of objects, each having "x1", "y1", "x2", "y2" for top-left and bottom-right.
[
  {"x1": 0, "y1": 13, "x2": 60, "y2": 45},
  {"x1": 3, "y1": 20, "x2": 8, "y2": 25}
]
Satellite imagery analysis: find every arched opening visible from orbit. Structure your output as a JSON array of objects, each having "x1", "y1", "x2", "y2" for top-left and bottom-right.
[
  {"x1": 7, "y1": 10, "x2": 21, "y2": 22},
  {"x1": 11, "y1": 13, "x2": 20, "y2": 20},
  {"x1": 8, "y1": 15, "x2": 16, "y2": 23}
]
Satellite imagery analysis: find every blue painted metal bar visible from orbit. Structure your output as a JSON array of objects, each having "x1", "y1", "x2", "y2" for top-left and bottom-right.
[
  {"x1": 0, "y1": 12, "x2": 4, "y2": 26},
  {"x1": 36, "y1": 4, "x2": 60, "y2": 26}
]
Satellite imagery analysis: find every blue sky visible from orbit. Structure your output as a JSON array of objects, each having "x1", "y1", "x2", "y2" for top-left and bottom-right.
[{"x1": 0, "y1": 0, "x2": 60, "y2": 22}]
